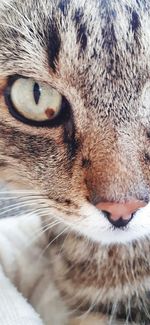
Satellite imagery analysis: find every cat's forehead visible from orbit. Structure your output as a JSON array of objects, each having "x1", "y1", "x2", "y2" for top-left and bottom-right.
[
  {"x1": 0, "y1": 0, "x2": 148, "y2": 70},
  {"x1": 0, "y1": 0, "x2": 150, "y2": 110}
]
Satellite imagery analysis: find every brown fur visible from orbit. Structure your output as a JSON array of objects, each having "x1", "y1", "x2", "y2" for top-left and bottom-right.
[{"x1": 0, "y1": 0, "x2": 150, "y2": 323}]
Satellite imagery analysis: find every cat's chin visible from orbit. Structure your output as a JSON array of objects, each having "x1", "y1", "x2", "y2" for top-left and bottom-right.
[{"x1": 70, "y1": 202, "x2": 150, "y2": 245}]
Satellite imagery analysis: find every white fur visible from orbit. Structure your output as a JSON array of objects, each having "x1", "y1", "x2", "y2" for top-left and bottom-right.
[
  {"x1": 0, "y1": 214, "x2": 69, "y2": 325},
  {"x1": 0, "y1": 0, "x2": 12, "y2": 9}
]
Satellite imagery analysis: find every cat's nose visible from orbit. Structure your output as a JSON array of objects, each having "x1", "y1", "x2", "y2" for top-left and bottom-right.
[{"x1": 96, "y1": 200, "x2": 146, "y2": 228}]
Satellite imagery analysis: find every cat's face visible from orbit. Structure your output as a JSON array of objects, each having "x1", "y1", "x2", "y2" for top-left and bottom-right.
[{"x1": 0, "y1": 0, "x2": 150, "y2": 245}]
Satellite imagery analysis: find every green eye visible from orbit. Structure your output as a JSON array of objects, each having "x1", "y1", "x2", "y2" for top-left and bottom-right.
[{"x1": 10, "y1": 78, "x2": 62, "y2": 122}]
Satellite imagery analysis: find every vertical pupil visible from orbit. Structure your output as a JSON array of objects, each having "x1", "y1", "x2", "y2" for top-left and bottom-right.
[{"x1": 33, "y1": 82, "x2": 41, "y2": 105}]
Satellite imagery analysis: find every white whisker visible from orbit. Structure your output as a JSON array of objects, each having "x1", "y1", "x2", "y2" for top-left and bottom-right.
[
  {"x1": 0, "y1": 22, "x2": 30, "y2": 38},
  {"x1": 0, "y1": 201, "x2": 40, "y2": 217},
  {"x1": 38, "y1": 226, "x2": 70, "y2": 261},
  {"x1": 25, "y1": 220, "x2": 63, "y2": 249},
  {"x1": 0, "y1": 199, "x2": 41, "y2": 211},
  {"x1": 2, "y1": 1, "x2": 33, "y2": 27}
]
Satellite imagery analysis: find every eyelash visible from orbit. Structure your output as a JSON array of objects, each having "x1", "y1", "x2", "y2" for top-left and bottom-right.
[{"x1": 4, "y1": 75, "x2": 71, "y2": 128}]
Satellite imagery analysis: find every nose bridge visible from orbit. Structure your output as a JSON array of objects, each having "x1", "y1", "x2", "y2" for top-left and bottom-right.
[{"x1": 83, "y1": 129, "x2": 145, "y2": 203}]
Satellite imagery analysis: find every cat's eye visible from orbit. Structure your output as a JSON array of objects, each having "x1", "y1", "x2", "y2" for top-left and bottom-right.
[{"x1": 5, "y1": 76, "x2": 70, "y2": 127}]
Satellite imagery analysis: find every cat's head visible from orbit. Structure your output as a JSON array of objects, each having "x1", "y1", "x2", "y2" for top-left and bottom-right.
[{"x1": 0, "y1": 0, "x2": 150, "y2": 245}]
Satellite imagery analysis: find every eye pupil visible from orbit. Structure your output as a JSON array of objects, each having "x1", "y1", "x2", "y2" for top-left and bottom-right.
[{"x1": 33, "y1": 82, "x2": 41, "y2": 105}]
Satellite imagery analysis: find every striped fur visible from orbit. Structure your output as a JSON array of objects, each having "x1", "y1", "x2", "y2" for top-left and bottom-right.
[{"x1": 0, "y1": 0, "x2": 150, "y2": 323}]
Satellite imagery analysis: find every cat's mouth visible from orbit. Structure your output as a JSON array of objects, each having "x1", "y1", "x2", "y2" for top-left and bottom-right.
[{"x1": 69, "y1": 201, "x2": 150, "y2": 245}]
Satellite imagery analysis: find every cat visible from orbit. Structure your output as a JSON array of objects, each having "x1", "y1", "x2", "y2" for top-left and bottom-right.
[{"x1": 0, "y1": 0, "x2": 150, "y2": 324}]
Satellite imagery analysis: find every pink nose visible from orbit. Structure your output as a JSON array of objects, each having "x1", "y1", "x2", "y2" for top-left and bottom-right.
[{"x1": 96, "y1": 200, "x2": 146, "y2": 228}]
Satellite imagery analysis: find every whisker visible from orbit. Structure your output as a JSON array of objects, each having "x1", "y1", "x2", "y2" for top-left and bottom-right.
[
  {"x1": 79, "y1": 291, "x2": 100, "y2": 321},
  {"x1": 0, "y1": 22, "x2": 30, "y2": 38},
  {"x1": 25, "y1": 220, "x2": 64, "y2": 249},
  {"x1": 2, "y1": 1, "x2": 33, "y2": 27},
  {"x1": 15, "y1": 206, "x2": 53, "y2": 219},
  {"x1": 38, "y1": 226, "x2": 70, "y2": 260},
  {"x1": 0, "y1": 190, "x2": 40, "y2": 195},
  {"x1": 0, "y1": 201, "x2": 40, "y2": 217},
  {"x1": 0, "y1": 198, "x2": 42, "y2": 210},
  {"x1": 141, "y1": 297, "x2": 150, "y2": 320},
  {"x1": 47, "y1": 226, "x2": 76, "y2": 265},
  {"x1": 108, "y1": 300, "x2": 118, "y2": 325},
  {"x1": 20, "y1": 224, "x2": 67, "y2": 264}
]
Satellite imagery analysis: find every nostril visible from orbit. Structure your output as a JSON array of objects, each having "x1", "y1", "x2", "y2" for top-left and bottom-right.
[
  {"x1": 102, "y1": 210, "x2": 111, "y2": 220},
  {"x1": 102, "y1": 210, "x2": 134, "y2": 228}
]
